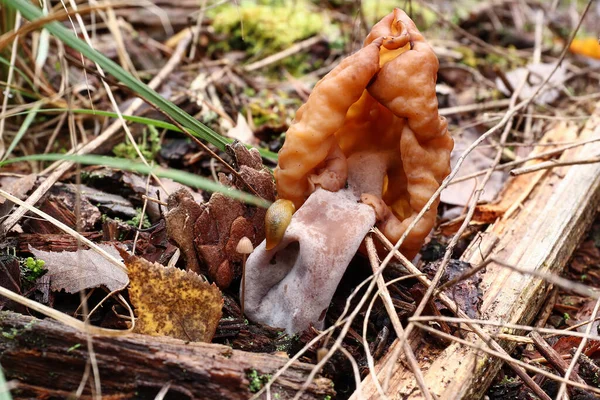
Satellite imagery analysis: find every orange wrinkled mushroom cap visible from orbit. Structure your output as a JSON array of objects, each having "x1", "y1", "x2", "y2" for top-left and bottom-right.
[{"x1": 274, "y1": 9, "x2": 453, "y2": 258}]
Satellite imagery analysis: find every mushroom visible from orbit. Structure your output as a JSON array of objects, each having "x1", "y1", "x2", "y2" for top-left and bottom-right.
[
  {"x1": 244, "y1": 9, "x2": 454, "y2": 334},
  {"x1": 236, "y1": 236, "x2": 253, "y2": 315}
]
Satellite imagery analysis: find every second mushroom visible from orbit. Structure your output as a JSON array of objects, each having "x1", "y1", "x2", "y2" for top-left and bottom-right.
[{"x1": 244, "y1": 9, "x2": 454, "y2": 334}]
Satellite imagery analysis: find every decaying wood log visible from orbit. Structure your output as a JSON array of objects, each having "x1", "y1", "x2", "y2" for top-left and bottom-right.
[
  {"x1": 0, "y1": 312, "x2": 334, "y2": 400},
  {"x1": 354, "y1": 102, "x2": 600, "y2": 399}
]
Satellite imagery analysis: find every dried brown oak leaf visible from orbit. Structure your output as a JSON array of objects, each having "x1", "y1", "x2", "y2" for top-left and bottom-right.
[
  {"x1": 166, "y1": 142, "x2": 275, "y2": 288},
  {"x1": 121, "y1": 249, "x2": 223, "y2": 342},
  {"x1": 29, "y1": 244, "x2": 128, "y2": 293}
]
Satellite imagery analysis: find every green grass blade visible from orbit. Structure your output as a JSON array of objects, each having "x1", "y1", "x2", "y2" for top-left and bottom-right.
[
  {"x1": 1, "y1": 101, "x2": 41, "y2": 161},
  {"x1": 0, "y1": 56, "x2": 36, "y2": 90},
  {"x1": 6, "y1": 107, "x2": 279, "y2": 162},
  {"x1": 0, "y1": 154, "x2": 271, "y2": 208},
  {"x1": 1, "y1": 0, "x2": 229, "y2": 150}
]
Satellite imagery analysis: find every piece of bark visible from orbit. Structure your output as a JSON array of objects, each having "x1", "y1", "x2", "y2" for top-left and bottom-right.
[
  {"x1": 14, "y1": 232, "x2": 104, "y2": 252},
  {"x1": 353, "y1": 103, "x2": 600, "y2": 399},
  {"x1": 166, "y1": 143, "x2": 275, "y2": 288},
  {"x1": 530, "y1": 331, "x2": 586, "y2": 386},
  {"x1": 0, "y1": 255, "x2": 25, "y2": 313},
  {"x1": 575, "y1": 351, "x2": 600, "y2": 386},
  {"x1": 0, "y1": 175, "x2": 37, "y2": 218},
  {"x1": 22, "y1": 183, "x2": 101, "y2": 234},
  {"x1": 0, "y1": 311, "x2": 334, "y2": 400}
]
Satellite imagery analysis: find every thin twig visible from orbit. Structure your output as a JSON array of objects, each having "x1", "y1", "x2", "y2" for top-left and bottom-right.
[
  {"x1": 417, "y1": 0, "x2": 528, "y2": 60},
  {"x1": 490, "y1": 258, "x2": 599, "y2": 299},
  {"x1": 375, "y1": 7, "x2": 593, "y2": 394},
  {"x1": 408, "y1": 315, "x2": 600, "y2": 342},
  {"x1": 510, "y1": 155, "x2": 600, "y2": 176},
  {"x1": 364, "y1": 234, "x2": 433, "y2": 400},
  {"x1": 61, "y1": 52, "x2": 264, "y2": 199},
  {"x1": 557, "y1": 294, "x2": 600, "y2": 398},
  {"x1": 384, "y1": 61, "x2": 529, "y2": 391},
  {"x1": 250, "y1": 274, "x2": 378, "y2": 400},
  {"x1": 372, "y1": 229, "x2": 551, "y2": 400},
  {"x1": 530, "y1": 331, "x2": 587, "y2": 386},
  {"x1": 0, "y1": 189, "x2": 125, "y2": 272},
  {"x1": 0, "y1": 11, "x2": 22, "y2": 160},
  {"x1": 362, "y1": 275, "x2": 426, "y2": 400},
  {"x1": 449, "y1": 136, "x2": 600, "y2": 185},
  {"x1": 439, "y1": 99, "x2": 511, "y2": 117},
  {"x1": 141, "y1": 194, "x2": 167, "y2": 206},
  {"x1": 243, "y1": 36, "x2": 323, "y2": 72},
  {"x1": 0, "y1": 284, "x2": 131, "y2": 336},
  {"x1": 0, "y1": 3, "x2": 122, "y2": 51},
  {"x1": 188, "y1": 0, "x2": 207, "y2": 60},
  {"x1": 412, "y1": 322, "x2": 600, "y2": 396}
]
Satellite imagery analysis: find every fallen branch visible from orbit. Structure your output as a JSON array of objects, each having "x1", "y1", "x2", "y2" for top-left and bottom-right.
[{"x1": 0, "y1": 312, "x2": 334, "y2": 399}]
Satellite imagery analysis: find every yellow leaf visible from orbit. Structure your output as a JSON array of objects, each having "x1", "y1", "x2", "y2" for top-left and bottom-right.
[{"x1": 121, "y1": 250, "x2": 223, "y2": 342}]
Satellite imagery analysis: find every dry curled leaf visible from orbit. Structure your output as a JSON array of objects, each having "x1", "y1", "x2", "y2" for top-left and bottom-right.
[
  {"x1": 166, "y1": 141, "x2": 275, "y2": 288},
  {"x1": 226, "y1": 113, "x2": 257, "y2": 145},
  {"x1": 29, "y1": 244, "x2": 128, "y2": 293},
  {"x1": 440, "y1": 129, "x2": 506, "y2": 210},
  {"x1": 495, "y1": 62, "x2": 568, "y2": 105},
  {"x1": 121, "y1": 249, "x2": 223, "y2": 342}
]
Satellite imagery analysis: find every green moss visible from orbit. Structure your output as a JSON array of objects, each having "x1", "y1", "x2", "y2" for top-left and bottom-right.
[
  {"x1": 361, "y1": 0, "x2": 436, "y2": 29},
  {"x1": 1, "y1": 328, "x2": 19, "y2": 340},
  {"x1": 112, "y1": 125, "x2": 160, "y2": 161},
  {"x1": 2, "y1": 320, "x2": 36, "y2": 341},
  {"x1": 211, "y1": 1, "x2": 323, "y2": 56},
  {"x1": 210, "y1": 0, "x2": 325, "y2": 74},
  {"x1": 499, "y1": 376, "x2": 517, "y2": 385},
  {"x1": 247, "y1": 369, "x2": 271, "y2": 393},
  {"x1": 110, "y1": 208, "x2": 151, "y2": 230},
  {"x1": 127, "y1": 208, "x2": 151, "y2": 229},
  {"x1": 245, "y1": 89, "x2": 300, "y2": 129},
  {"x1": 21, "y1": 256, "x2": 46, "y2": 282}
]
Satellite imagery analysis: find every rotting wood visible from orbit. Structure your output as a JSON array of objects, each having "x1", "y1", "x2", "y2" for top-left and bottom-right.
[
  {"x1": 0, "y1": 311, "x2": 334, "y2": 400},
  {"x1": 353, "y1": 102, "x2": 600, "y2": 399},
  {"x1": 530, "y1": 331, "x2": 586, "y2": 386}
]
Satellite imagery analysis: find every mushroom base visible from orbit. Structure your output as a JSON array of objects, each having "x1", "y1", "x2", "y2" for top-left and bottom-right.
[
  {"x1": 243, "y1": 187, "x2": 376, "y2": 334},
  {"x1": 244, "y1": 152, "x2": 391, "y2": 334}
]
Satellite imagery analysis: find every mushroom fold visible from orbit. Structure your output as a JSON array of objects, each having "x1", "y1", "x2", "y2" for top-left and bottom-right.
[{"x1": 244, "y1": 9, "x2": 453, "y2": 333}]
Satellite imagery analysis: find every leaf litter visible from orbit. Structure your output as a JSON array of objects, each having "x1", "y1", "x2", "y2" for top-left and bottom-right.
[
  {"x1": 120, "y1": 248, "x2": 222, "y2": 343},
  {"x1": 2, "y1": 0, "x2": 600, "y2": 399},
  {"x1": 29, "y1": 244, "x2": 128, "y2": 293}
]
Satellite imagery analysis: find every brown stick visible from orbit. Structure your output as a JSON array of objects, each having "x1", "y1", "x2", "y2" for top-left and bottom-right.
[
  {"x1": 530, "y1": 331, "x2": 586, "y2": 386},
  {"x1": 364, "y1": 235, "x2": 433, "y2": 400}
]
